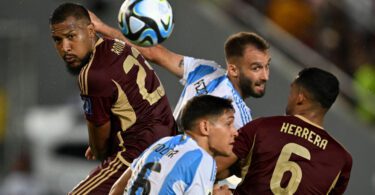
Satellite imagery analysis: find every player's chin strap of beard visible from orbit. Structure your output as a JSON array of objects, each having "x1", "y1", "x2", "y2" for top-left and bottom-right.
[
  {"x1": 69, "y1": 52, "x2": 93, "y2": 76},
  {"x1": 81, "y1": 52, "x2": 93, "y2": 67}
]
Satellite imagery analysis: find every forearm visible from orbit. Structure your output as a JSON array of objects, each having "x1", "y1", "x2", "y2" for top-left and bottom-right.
[
  {"x1": 89, "y1": 10, "x2": 126, "y2": 42},
  {"x1": 89, "y1": 140, "x2": 108, "y2": 161},
  {"x1": 97, "y1": 22, "x2": 126, "y2": 42},
  {"x1": 109, "y1": 168, "x2": 132, "y2": 195},
  {"x1": 87, "y1": 121, "x2": 111, "y2": 161},
  {"x1": 215, "y1": 153, "x2": 240, "y2": 183},
  {"x1": 89, "y1": 11, "x2": 183, "y2": 77},
  {"x1": 146, "y1": 45, "x2": 184, "y2": 78}
]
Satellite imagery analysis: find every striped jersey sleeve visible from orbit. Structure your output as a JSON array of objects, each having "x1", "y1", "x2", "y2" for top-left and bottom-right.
[{"x1": 173, "y1": 56, "x2": 252, "y2": 130}]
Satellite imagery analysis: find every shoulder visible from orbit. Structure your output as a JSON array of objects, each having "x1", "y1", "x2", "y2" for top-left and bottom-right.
[
  {"x1": 96, "y1": 38, "x2": 125, "y2": 51},
  {"x1": 79, "y1": 65, "x2": 113, "y2": 96},
  {"x1": 244, "y1": 115, "x2": 284, "y2": 127},
  {"x1": 344, "y1": 150, "x2": 353, "y2": 165},
  {"x1": 93, "y1": 38, "x2": 133, "y2": 60},
  {"x1": 183, "y1": 56, "x2": 224, "y2": 71},
  {"x1": 329, "y1": 137, "x2": 353, "y2": 165},
  {"x1": 80, "y1": 38, "x2": 136, "y2": 96},
  {"x1": 239, "y1": 115, "x2": 287, "y2": 135},
  {"x1": 180, "y1": 141, "x2": 211, "y2": 162},
  {"x1": 180, "y1": 146, "x2": 215, "y2": 174}
]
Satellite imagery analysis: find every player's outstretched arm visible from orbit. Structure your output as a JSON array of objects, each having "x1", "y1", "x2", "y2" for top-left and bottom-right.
[
  {"x1": 89, "y1": 11, "x2": 184, "y2": 78},
  {"x1": 109, "y1": 168, "x2": 132, "y2": 195}
]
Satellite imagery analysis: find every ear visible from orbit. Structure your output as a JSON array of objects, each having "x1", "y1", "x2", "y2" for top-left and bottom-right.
[
  {"x1": 87, "y1": 23, "x2": 96, "y2": 38},
  {"x1": 227, "y1": 63, "x2": 239, "y2": 77},
  {"x1": 296, "y1": 91, "x2": 306, "y2": 105},
  {"x1": 198, "y1": 120, "x2": 210, "y2": 136}
]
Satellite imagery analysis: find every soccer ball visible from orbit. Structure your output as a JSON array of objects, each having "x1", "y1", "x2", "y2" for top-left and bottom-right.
[{"x1": 118, "y1": 0, "x2": 174, "y2": 47}]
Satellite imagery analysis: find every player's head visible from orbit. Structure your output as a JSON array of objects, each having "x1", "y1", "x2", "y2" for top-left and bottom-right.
[
  {"x1": 180, "y1": 95, "x2": 238, "y2": 157},
  {"x1": 225, "y1": 32, "x2": 271, "y2": 99},
  {"x1": 49, "y1": 3, "x2": 96, "y2": 75},
  {"x1": 286, "y1": 67, "x2": 339, "y2": 115}
]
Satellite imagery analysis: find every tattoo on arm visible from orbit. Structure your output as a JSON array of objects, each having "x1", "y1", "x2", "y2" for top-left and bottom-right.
[{"x1": 178, "y1": 58, "x2": 184, "y2": 68}]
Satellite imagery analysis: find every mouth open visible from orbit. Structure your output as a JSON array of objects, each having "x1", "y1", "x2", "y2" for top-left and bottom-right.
[{"x1": 255, "y1": 84, "x2": 265, "y2": 91}]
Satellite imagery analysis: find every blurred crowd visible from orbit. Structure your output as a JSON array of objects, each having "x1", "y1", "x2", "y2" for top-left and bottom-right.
[{"x1": 240, "y1": 0, "x2": 375, "y2": 123}]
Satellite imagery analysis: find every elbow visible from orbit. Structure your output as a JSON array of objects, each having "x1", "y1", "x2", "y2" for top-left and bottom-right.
[
  {"x1": 139, "y1": 44, "x2": 165, "y2": 63},
  {"x1": 139, "y1": 47, "x2": 156, "y2": 62}
]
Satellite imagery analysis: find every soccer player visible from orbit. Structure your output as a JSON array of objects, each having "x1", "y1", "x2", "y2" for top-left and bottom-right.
[
  {"x1": 109, "y1": 95, "x2": 238, "y2": 195},
  {"x1": 89, "y1": 12, "x2": 271, "y2": 130},
  {"x1": 216, "y1": 67, "x2": 353, "y2": 194},
  {"x1": 49, "y1": 3, "x2": 177, "y2": 194},
  {"x1": 89, "y1": 10, "x2": 271, "y2": 189}
]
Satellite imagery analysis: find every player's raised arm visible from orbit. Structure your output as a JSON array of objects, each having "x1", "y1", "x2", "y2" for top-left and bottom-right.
[{"x1": 89, "y1": 11, "x2": 184, "y2": 78}]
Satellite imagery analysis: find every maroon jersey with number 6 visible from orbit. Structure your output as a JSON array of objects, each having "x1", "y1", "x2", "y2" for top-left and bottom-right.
[{"x1": 233, "y1": 115, "x2": 352, "y2": 195}]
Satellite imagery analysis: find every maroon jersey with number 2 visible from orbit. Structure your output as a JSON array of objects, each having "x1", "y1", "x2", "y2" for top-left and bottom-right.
[
  {"x1": 69, "y1": 38, "x2": 176, "y2": 195},
  {"x1": 233, "y1": 115, "x2": 352, "y2": 195}
]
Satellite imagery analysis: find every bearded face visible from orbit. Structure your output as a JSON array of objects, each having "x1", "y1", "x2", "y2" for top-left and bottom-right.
[
  {"x1": 50, "y1": 16, "x2": 96, "y2": 76},
  {"x1": 238, "y1": 68, "x2": 267, "y2": 99},
  {"x1": 65, "y1": 52, "x2": 92, "y2": 75}
]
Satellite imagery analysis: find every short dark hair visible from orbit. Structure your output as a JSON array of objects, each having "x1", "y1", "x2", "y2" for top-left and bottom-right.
[
  {"x1": 225, "y1": 32, "x2": 269, "y2": 62},
  {"x1": 180, "y1": 95, "x2": 234, "y2": 131},
  {"x1": 49, "y1": 2, "x2": 91, "y2": 25},
  {"x1": 295, "y1": 67, "x2": 339, "y2": 109}
]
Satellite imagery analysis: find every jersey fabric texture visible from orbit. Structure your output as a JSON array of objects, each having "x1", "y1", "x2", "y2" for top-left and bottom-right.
[
  {"x1": 126, "y1": 134, "x2": 216, "y2": 195},
  {"x1": 174, "y1": 56, "x2": 252, "y2": 130},
  {"x1": 233, "y1": 115, "x2": 352, "y2": 195},
  {"x1": 70, "y1": 38, "x2": 177, "y2": 195}
]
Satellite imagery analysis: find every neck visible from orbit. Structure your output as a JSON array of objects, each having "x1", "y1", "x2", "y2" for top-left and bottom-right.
[
  {"x1": 294, "y1": 108, "x2": 325, "y2": 127},
  {"x1": 227, "y1": 75, "x2": 245, "y2": 99},
  {"x1": 185, "y1": 131, "x2": 213, "y2": 156},
  {"x1": 93, "y1": 35, "x2": 99, "y2": 47}
]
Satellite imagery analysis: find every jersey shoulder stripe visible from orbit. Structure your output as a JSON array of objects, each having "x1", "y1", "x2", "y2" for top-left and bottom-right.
[
  {"x1": 159, "y1": 149, "x2": 203, "y2": 194},
  {"x1": 78, "y1": 38, "x2": 104, "y2": 95},
  {"x1": 186, "y1": 64, "x2": 218, "y2": 84}
]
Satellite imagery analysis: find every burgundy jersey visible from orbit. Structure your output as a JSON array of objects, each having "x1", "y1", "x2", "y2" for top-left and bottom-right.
[
  {"x1": 78, "y1": 38, "x2": 177, "y2": 164},
  {"x1": 233, "y1": 115, "x2": 352, "y2": 195}
]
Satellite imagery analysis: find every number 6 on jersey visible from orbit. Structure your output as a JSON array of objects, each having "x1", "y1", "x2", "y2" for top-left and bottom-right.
[{"x1": 270, "y1": 143, "x2": 311, "y2": 194}]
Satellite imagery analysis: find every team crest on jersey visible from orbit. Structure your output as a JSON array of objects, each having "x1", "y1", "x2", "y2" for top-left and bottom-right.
[
  {"x1": 82, "y1": 97, "x2": 92, "y2": 115},
  {"x1": 194, "y1": 79, "x2": 208, "y2": 95},
  {"x1": 111, "y1": 39, "x2": 125, "y2": 55}
]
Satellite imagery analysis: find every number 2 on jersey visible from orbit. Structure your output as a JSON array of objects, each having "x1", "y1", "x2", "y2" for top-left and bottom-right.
[
  {"x1": 270, "y1": 143, "x2": 311, "y2": 194},
  {"x1": 123, "y1": 48, "x2": 165, "y2": 105}
]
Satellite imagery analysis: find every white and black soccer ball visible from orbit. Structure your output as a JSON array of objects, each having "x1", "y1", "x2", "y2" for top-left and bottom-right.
[{"x1": 118, "y1": 0, "x2": 174, "y2": 47}]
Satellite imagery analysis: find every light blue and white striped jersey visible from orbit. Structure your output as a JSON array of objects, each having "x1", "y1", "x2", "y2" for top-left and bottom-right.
[
  {"x1": 126, "y1": 134, "x2": 216, "y2": 195},
  {"x1": 174, "y1": 56, "x2": 252, "y2": 130}
]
